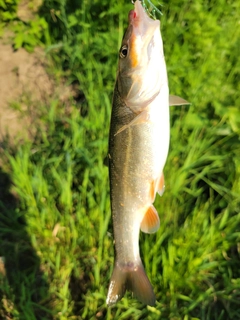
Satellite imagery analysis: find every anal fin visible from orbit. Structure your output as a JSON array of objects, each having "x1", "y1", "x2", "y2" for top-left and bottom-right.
[{"x1": 141, "y1": 205, "x2": 160, "y2": 234}]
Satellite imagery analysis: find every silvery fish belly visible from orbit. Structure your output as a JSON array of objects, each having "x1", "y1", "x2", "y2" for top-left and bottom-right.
[{"x1": 106, "y1": 0, "x2": 169, "y2": 306}]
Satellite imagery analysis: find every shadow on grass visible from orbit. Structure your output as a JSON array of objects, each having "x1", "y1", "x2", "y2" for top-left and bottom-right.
[{"x1": 0, "y1": 167, "x2": 53, "y2": 320}]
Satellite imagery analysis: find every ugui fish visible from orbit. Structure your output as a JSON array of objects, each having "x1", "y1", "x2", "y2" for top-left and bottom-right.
[{"x1": 106, "y1": 0, "x2": 187, "y2": 306}]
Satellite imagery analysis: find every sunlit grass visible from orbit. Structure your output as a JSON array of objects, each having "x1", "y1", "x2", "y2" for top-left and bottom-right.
[{"x1": 0, "y1": 0, "x2": 240, "y2": 319}]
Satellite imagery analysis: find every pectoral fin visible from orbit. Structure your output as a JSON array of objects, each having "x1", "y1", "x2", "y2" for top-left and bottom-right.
[
  {"x1": 169, "y1": 95, "x2": 190, "y2": 106},
  {"x1": 141, "y1": 205, "x2": 160, "y2": 234},
  {"x1": 114, "y1": 111, "x2": 149, "y2": 136}
]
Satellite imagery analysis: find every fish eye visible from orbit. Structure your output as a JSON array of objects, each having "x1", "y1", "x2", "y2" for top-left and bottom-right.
[{"x1": 119, "y1": 45, "x2": 128, "y2": 58}]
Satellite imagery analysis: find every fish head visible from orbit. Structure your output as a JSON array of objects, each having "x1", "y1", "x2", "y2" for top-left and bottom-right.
[{"x1": 117, "y1": 0, "x2": 167, "y2": 109}]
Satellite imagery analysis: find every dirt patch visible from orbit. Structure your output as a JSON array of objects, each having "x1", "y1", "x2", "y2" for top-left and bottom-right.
[
  {"x1": 17, "y1": 0, "x2": 42, "y2": 22},
  {"x1": 0, "y1": 42, "x2": 73, "y2": 146},
  {"x1": 0, "y1": 44, "x2": 51, "y2": 141}
]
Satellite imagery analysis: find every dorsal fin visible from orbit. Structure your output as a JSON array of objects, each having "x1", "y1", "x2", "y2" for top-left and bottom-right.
[{"x1": 169, "y1": 95, "x2": 190, "y2": 106}]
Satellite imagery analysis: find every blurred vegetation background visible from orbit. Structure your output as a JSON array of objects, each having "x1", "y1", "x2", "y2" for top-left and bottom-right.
[{"x1": 0, "y1": 0, "x2": 239, "y2": 319}]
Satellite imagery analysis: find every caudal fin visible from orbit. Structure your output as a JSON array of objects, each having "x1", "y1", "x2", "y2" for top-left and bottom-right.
[{"x1": 106, "y1": 260, "x2": 155, "y2": 306}]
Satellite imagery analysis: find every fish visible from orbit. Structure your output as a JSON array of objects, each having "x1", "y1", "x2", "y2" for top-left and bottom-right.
[{"x1": 106, "y1": 0, "x2": 188, "y2": 307}]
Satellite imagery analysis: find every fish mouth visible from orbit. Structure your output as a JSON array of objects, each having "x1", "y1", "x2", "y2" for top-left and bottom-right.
[
  {"x1": 128, "y1": 0, "x2": 159, "y2": 36},
  {"x1": 129, "y1": 1, "x2": 152, "y2": 23}
]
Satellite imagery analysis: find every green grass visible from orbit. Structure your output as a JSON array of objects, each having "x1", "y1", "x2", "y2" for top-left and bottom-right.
[{"x1": 0, "y1": 0, "x2": 240, "y2": 319}]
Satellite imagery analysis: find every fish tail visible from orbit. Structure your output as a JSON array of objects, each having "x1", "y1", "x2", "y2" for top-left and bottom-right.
[{"x1": 106, "y1": 260, "x2": 155, "y2": 306}]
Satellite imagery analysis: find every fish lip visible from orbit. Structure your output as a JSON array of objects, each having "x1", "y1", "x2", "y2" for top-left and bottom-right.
[
  {"x1": 128, "y1": 0, "x2": 160, "y2": 38},
  {"x1": 129, "y1": 1, "x2": 158, "y2": 24},
  {"x1": 130, "y1": 0, "x2": 152, "y2": 23}
]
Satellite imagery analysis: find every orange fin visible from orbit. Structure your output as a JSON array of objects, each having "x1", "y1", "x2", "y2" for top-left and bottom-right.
[
  {"x1": 149, "y1": 180, "x2": 156, "y2": 202},
  {"x1": 106, "y1": 260, "x2": 155, "y2": 307},
  {"x1": 114, "y1": 110, "x2": 149, "y2": 136},
  {"x1": 158, "y1": 173, "x2": 165, "y2": 196},
  {"x1": 140, "y1": 205, "x2": 160, "y2": 234},
  {"x1": 149, "y1": 174, "x2": 165, "y2": 202}
]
